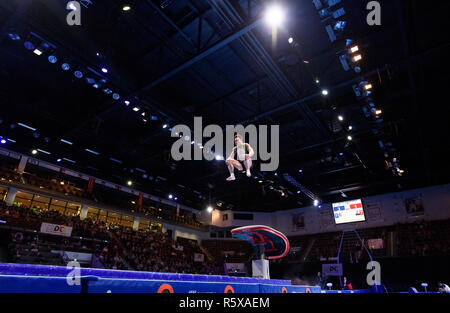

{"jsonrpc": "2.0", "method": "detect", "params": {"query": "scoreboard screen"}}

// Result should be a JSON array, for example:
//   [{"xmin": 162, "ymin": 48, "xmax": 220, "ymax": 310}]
[{"xmin": 332, "ymin": 199, "xmax": 366, "ymax": 224}]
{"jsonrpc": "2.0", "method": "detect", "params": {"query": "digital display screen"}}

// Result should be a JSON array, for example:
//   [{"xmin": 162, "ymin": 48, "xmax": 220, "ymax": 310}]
[{"xmin": 332, "ymin": 199, "xmax": 366, "ymax": 224}]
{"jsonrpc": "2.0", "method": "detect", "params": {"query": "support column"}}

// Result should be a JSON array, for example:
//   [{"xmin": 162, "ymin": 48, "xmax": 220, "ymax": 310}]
[
  {"xmin": 80, "ymin": 204, "xmax": 88, "ymax": 220},
  {"xmin": 5, "ymin": 187, "xmax": 17, "ymax": 206},
  {"xmin": 17, "ymin": 156, "xmax": 28, "ymax": 174},
  {"xmin": 133, "ymin": 217, "xmax": 140, "ymax": 231}
]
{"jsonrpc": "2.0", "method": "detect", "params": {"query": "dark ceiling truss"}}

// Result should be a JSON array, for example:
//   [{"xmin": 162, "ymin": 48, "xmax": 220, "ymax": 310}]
[{"xmin": 111, "ymin": 0, "xmax": 330, "ymax": 141}]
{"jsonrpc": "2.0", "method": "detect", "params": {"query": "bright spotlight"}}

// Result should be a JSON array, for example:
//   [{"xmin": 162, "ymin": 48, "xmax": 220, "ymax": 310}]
[
  {"xmin": 168, "ymin": 194, "xmax": 173, "ymax": 199},
  {"xmin": 264, "ymin": 4, "xmax": 285, "ymax": 28},
  {"xmin": 288, "ymin": 37, "xmax": 294, "ymax": 44},
  {"xmin": 338, "ymin": 115, "xmax": 344, "ymax": 121},
  {"xmin": 207, "ymin": 206, "xmax": 213, "ymax": 213},
  {"xmin": 347, "ymin": 135, "xmax": 353, "ymax": 141},
  {"xmin": 133, "ymin": 107, "xmax": 140, "ymax": 112},
  {"xmin": 69, "ymin": 2, "xmax": 77, "ymax": 10},
  {"xmin": 350, "ymin": 46, "xmax": 359, "ymax": 53},
  {"xmin": 314, "ymin": 199, "xmax": 319, "ymax": 207},
  {"xmin": 348, "ymin": 125, "xmax": 353, "ymax": 130},
  {"xmin": 162, "ymin": 124, "xmax": 168, "ymax": 129},
  {"xmin": 31, "ymin": 149, "xmax": 38, "ymax": 155},
  {"xmin": 127, "ymin": 180, "xmax": 132, "ymax": 186},
  {"xmin": 375, "ymin": 109, "xmax": 382, "ymax": 115},
  {"xmin": 33, "ymin": 49, "xmax": 43, "ymax": 56},
  {"xmin": 215, "ymin": 155, "xmax": 224, "ymax": 161},
  {"xmin": 124, "ymin": 100, "xmax": 130, "ymax": 106},
  {"xmin": 101, "ymin": 68, "xmax": 108, "ymax": 73},
  {"xmin": 0, "ymin": 139, "xmax": 6, "ymax": 144},
  {"xmin": 321, "ymin": 89, "xmax": 329, "ymax": 96},
  {"xmin": 353, "ymin": 54, "xmax": 362, "ymax": 62},
  {"xmin": 123, "ymin": 5, "xmax": 131, "ymax": 11}
]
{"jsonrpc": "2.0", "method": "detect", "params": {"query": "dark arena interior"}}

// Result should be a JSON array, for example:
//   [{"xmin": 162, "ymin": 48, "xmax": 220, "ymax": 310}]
[{"xmin": 0, "ymin": 0, "xmax": 450, "ymax": 300}]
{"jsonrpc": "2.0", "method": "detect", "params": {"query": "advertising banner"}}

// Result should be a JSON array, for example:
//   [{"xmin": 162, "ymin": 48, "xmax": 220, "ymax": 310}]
[{"xmin": 40, "ymin": 223, "xmax": 73, "ymax": 237}]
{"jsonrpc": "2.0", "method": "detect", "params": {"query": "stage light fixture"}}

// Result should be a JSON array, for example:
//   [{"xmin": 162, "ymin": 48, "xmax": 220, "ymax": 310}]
[
  {"xmin": 56, "ymin": 158, "xmax": 62, "ymax": 162},
  {"xmin": 103, "ymin": 89, "xmax": 112, "ymax": 95},
  {"xmin": 113, "ymin": 93, "xmax": 120, "ymax": 100},
  {"xmin": 101, "ymin": 68, "xmax": 108, "ymax": 73},
  {"xmin": 168, "ymin": 194, "xmax": 173, "ymax": 199},
  {"xmin": 207, "ymin": 206, "xmax": 213, "ymax": 213},
  {"xmin": 264, "ymin": 4, "xmax": 285, "ymax": 28},
  {"xmin": 60, "ymin": 139, "xmax": 73, "ymax": 145},
  {"xmin": 0, "ymin": 139, "xmax": 6, "ymax": 144},
  {"xmin": 31, "ymin": 149, "xmax": 38, "ymax": 155},
  {"xmin": 364, "ymin": 83, "xmax": 373, "ymax": 90},
  {"xmin": 314, "ymin": 199, "xmax": 319, "ymax": 207},
  {"xmin": 86, "ymin": 77, "xmax": 95, "ymax": 84},
  {"xmin": 124, "ymin": 100, "xmax": 130, "ymax": 105},
  {"xmin": 162, "ymin": 124, "xmax": 168, "ymax": 129},
  {"xmin": 321, "ymin": 89, "xmax": 329, "ymax": 96},
  {"xmin": 33, "ymin": 49, "xmax": 43, "ymax": 56},
  {"xmin": 333, "ymin": 21, "xmax": 347, "ymax": 32},
  {"xmin": 68, "ymin": 2, "xmax": 77, "ymax": 10},
  {"xmin": 48, "ymin": 55, "xmax": 58, "ymax": 63},
  {"xmin": 338, "ymin": 115, "xmax": 344, "ymax": 121},
  {"xmin": 24, "ymin": 41, "xmax": 34, "ymax": 50},
  {"xmin": 288, "ymin": 37, "xmax": 294, "ymax": 44},
  {"xmin": 123, "ymin": 5, "xmax": 131, "ymax": 11},
  {"xmin": 133, "ymin": 107, "xmax": 140, "ymax": 112},
  {"xmin": 353, "ymin": 54, "xmax": 362, "ymax": 62},
  {"xmin": 8, "ymin": 33, "xmax": 21, "ymax": 41},
  {"xmin": 347, "ymin": 135, "xmax": 353, "ymax": 141},
  {"xmin": 350, "ymin": 45, "xmax": 359, "ymax": 53},
  {"xmin": 74, "ymin": 71, "xmax": 83, "ymax": 79},
  {"xmin": 127, "ymin": 180, "xmax": 132, "ymax": 186},
  {"xmin": 61, "ymin": 63, "xmax": 70, "ymax": 71},
  {"xmin": 348, "ymin": 125, "xmax": 353, "ymax": 130}
]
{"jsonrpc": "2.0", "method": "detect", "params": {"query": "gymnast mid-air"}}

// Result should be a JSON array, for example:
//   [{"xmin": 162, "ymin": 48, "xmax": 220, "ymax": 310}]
[{"xmin": 225, "ymin": 134, "xmax": 255, "ymax": 181}]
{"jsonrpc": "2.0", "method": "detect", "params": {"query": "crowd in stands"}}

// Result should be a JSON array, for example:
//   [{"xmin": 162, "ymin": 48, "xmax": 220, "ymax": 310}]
[
  {"xmin": 0, "ymin": 166, "xmax": 205, "ymax": 231},
  {"xmin": 395, "ymin": 219, "xmax": 450, "ymax": 257},
  {"xmin": 0, "ymin": 201, "xmax": 222, "ymax": 275},
  {"xmin": 283, "ymin": 219, "xmax": 450, "ymax": 264},
  {"xmin": 110, "ymin": 225, "xmax": 222, "ymax": 274}
]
